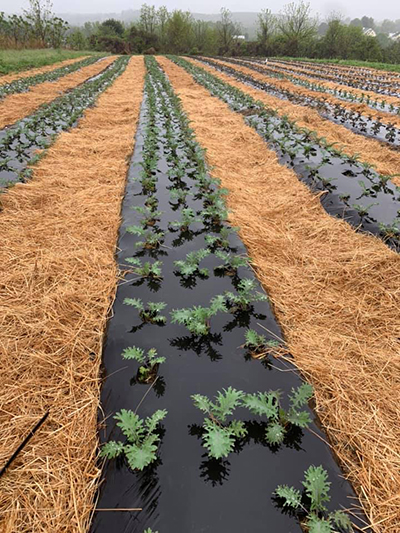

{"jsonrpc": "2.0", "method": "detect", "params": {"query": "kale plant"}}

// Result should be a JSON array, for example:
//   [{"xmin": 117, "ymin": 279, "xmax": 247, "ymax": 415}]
[
  {"xmin": 274, "ymin": 465, "xmax": 353, "ymax": 532},
  {"xmin": 125, "ymin": 257, "xmax": 163, "ymax": 279},
  {"xmin": 174, "ymin": 248, "xmax": 210, "ymax": 277},
  {"xmin": 171, "ymin": 295, "xmax": 227, "ymax": 335},
  {"xmin": 243, "ymin": 329, "xmax": 280, "ymax": 357},
  {"xmin": 170, "ymin": 208, "xmax": 200, "ymax": 231},
  {"xmin": 124, "ymin": 298, "xmax": 167, "ymax": 324},
  {"xmin": 214, "ymin": 251, "xmax": 250, "ymax": 275},
  {"xmin": 122, "ymin": 346, "xmax": 166, "ymax": 383},
  {"xmin": 205, "ymin": 226, "xmax": 238, "ymax": 250},
  {"xmin": 192, "ymin": 387, "xmax": 247, "ymax": 459},
  {"xmin": 242, "ymin": 383, "xmax": 313, "ymax": 446},
  {"xmin": 100, "ymin": 409, "xmax": 167, "ymax": 470},
  {"xmin": 225, "ymin": 278, "xmax": 268, "ymax": 311},
  {"xmin": 126, "ymin": 225, "xmax": 165, "ymax": 249}
]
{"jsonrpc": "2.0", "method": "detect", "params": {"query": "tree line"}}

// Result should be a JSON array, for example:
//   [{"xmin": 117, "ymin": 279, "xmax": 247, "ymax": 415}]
[{"xmin": 1, "ymin": 1, "xmax": 400, "ymax": 65}]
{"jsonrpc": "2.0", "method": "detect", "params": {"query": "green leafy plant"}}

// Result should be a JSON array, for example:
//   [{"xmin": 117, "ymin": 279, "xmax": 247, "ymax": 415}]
[
  {"xmin": 125, "ymin": 257, "xmax": 162, "ymax": 279},
  {"xmin": 274, "ymin": 465, "xmax": 353, "ymax": 532},
  {"xmin": 100, "ymin": 409, "xmax": 167, "ymax": 471},
  {"xmin": 124, "ymin": 298, "xmax": 167, "ymax": 324},
  {"xmin": 243, "ymin": 329, "xmax": 280, "ymax": 357},
  {"xmin": 225, "ymin": 278, "xmax": 268, "ymax": 311},
  {"xmin": 170, "ymin": 208, "xmax": 200, "ymax": 231},
  {"xmin": 132, "ymin": 205, "xmax": 163, "ymax": 227},
  {"xmin": 205, "ymin": 226, "xmax": 238, "ymax": 250},
  {"xmin": 192, "ymin": 387, "xmax": 247, "ymax": 459},
  {"xmin": 122, "ymin": 346, "xmax": 165, "ymax": 383},
  {"xmin": 171, "ymin": 295, "xmax": 227, "ymax": 335},
  {"xmin": 126, "ymin": 225, "xmax": 165, "ymax": 249},
  {"xmin": 242, "ymin": 383, "xmax": 313, "ymax": 446},
  {"xmin": 174, "ymin": 248, "xmax": 210, "ymax": 277},
  {"xmin": 214, "ymin": 250, "xmax": 250, "ymax": 275}
]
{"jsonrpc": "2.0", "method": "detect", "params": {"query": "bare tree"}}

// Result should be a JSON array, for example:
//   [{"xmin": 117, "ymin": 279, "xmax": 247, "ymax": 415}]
[
  {"xmin": 217, "ymin": 8, "xmax": 240, "ymax": 54},
  {"xmin": 278, "ymin": 1, "xmax": 317, "ymax": 55},
  {"xmin": 257, "ymin": 9, "xmax": 276, "ymax": 53}
]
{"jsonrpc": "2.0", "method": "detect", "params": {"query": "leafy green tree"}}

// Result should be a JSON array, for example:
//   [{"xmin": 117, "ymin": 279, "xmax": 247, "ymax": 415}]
[
  {"xmin": 217, "ymin": 7, "xmax": 240, "ymax": 54},
  {"xmin": 257, "ymin": 9, "xmax": 276, "ymax": 54},
  {"xmin": 165, "ymin": 10, "xmax": 194, "ymax": 53}
]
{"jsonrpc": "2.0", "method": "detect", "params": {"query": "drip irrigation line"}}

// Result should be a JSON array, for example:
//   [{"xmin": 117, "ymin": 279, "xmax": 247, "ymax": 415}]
[{"xmin": 0, "ymin": 411, "xmax": 49, "ymax": 479}]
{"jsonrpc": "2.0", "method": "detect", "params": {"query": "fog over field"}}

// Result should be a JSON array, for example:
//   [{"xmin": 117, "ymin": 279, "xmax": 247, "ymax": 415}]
[{"xmin": 2, "ymin": 0, "xmax": 398, "ymax": 22}]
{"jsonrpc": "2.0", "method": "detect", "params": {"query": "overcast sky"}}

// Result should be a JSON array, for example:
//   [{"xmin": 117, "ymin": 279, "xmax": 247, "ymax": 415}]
[{"xmin": 1, "ymin": 0, "xmax": 398, "ymax": 21}]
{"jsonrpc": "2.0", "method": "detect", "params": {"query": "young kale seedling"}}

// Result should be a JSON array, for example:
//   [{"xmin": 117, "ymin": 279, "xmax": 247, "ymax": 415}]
[
  {"xmin": 243, "ymin": 329, "xmax": 280, "ymax": 358},
  {"xmin": 171, "ymin": 295, "xmax": 227, "ymax": 336},
  {"xmin": 132, "ymin": 205, "xmax": 163, "ymax": 227},
  {"xmin": 125, "ymin": 258, "xmax": 163, "ymax": 279},
  {"xmin": 274, "ymin": 465, "xmax": 353, "ymax": 532},
  {"xmin": 174, "ymin": 248, "xmax": 210, "ymax": 277},
  {"xmin": 127, "ymin": 225, "xmax": 165, "ymax": 249},
  {"xmin": 214, "ymin": 251, "xmax": 250, "ymax": 276},
  {"xmin": 205, "ymin": 226, "xmax": 239, "ymax": 250},
  {"xmin": 225, "ymin": 278, "xmax": 268, "ymax": 312},
  {"xmin": 100, "ymin": 409, "xmax": 167, "ymax": 470},
  {"xmin": 242, "ymin": 383, "xmax": 313, "ymax": 446},
  {"xmin": 122, "ymin": 346, "xmax": 165, "ymax": 383},
  {"xmin": 192, "ymin": 387, "xmax": 247, "ymax": 459},
  {"xmin": 124, "ymin": 298, "xmax": 167, "ymax": 324},
  {"xmin": 170, "ymin": 208, "xmax": 200, "ymax": 231}
]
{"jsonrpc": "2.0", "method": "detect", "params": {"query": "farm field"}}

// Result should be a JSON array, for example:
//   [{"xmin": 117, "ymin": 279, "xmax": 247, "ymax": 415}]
[{"xmin": 0, "ymin": 54, "xmax": 399, "ymax": 533}]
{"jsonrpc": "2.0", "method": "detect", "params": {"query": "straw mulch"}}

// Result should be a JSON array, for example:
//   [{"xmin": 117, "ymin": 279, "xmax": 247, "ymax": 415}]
[
  {"xmin": 0, "ymin": 55, "xmax": 145, "ymax": 532},
  {"xmin": 0, "ymin": 56, "xmax": 90, "ymax": 85},
  {"xmin": 159, "ymin": 56, "xmax": 400, "ymax": 533},
  {"xmin": 213, "ymin": 58, "xmax": 400, "ymax": 129},
  {"xmin": 190, "ymin": 58, "xmax": 400, "ymax": 186},
  {"xmin": 0, "ymin": 56, "xmax": 117, "ymax": 129}
]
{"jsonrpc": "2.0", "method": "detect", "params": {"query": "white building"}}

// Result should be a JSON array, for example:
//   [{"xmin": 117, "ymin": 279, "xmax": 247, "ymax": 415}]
[
  {"xmin": 388, "ymin": 32, "xmax": 400, "ymax": 42},
  {"xmin": 362, "ymin": 27, "xmax": 377, "ymax": 37},
  {"xmin": 233, "ymin": 35, "xmax": 246, "ymax": 40}
]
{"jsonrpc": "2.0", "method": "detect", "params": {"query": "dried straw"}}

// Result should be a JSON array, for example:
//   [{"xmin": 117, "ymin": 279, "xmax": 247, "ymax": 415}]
[
  {"xmin": 0, "ymin": 55, "xmax": 145, "ymax": 532},
  {"xmin": 0, "ymin": 56, "xmax": 117, "ymax": 129},
  {"xmin": 159, "ymin": 56, "xmax": 400, "ymax": 533},
  {"xmin": 189, "ymin": 58, "xmax": 400, "ymax": 186},
  {"xmin": 0, "ymin": 56, "xmax": 91, "ymax": 85}
]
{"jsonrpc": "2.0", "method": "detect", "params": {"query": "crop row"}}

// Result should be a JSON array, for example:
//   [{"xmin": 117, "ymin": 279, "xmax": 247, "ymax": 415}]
[
  {"xmin": 198, "ymin": 57, "xmax": 400, "ymax": 147},
  {"xmin": 0, "ymin": 56, "xmax": 127, "ymax": 187},
  {"xmin": 261, "ymin": 59, "xmax": 400, "ymax": 96},
  {"xmin": 170, "ymin": 56, "xmax": 400, "ymax": 248},
  {"xmin": 0, "ymin": 55, "xmax": 106, "ymax": 100},
  {"xmin": 224, "ymin": 57, "xmax": 400, "ymax": 116},
  {"xmin": 95, "ymin": 55, "xmax": 360, "ymax": 533}
]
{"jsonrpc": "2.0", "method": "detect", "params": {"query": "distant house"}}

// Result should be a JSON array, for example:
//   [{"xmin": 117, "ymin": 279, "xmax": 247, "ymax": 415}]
[
  {"xmin": 388, "ymin": 32, "xmax": 400, "ymax": 42},
  {"xmin": 233, "ymin": 35, "xmax": 246, "ymax": 40},
  {"xmin": 362, "ymin": 27, "xmax": 377, "ymax": 37}
]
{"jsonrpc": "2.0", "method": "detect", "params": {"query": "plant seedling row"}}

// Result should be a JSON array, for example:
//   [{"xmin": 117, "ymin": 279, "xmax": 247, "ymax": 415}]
[
  {"xmin": 0, "ymin": 55, "xmax": 107, "ymax": 100},
  {"xmin": 254, "ymin": 58, "xmax": 400, "ymax": 97},
  {"xmin": 92, "ymin": 56, "xmax": 369, "ymax": 533},
  {"xmin": 171, "ymin": 56, "xmax": 400, "ymax": 250},
  {"xmin": 0, "ymin": 56, "xmax": 128, "ymax": 188},
  {"xmin": 220, "ymin": 57, "xmax": 400, "ymax": 117},
  {"xmin": 198, "ymin": 57, "xmax": 400, "ymax": 147}
]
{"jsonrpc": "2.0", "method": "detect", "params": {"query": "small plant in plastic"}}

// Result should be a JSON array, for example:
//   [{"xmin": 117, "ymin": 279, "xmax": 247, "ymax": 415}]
[
  {"xmin": 174, "ymin": 248, "xmax": 210, "ymax": 277},
  {"xmin": 126, "ymin": 225, "xmax": 165, "ymax": 249},
  {"xmin": 243, "ymin": 329, "xmax": 280, "ymax": 357},
  {"xmin": 171, "ymin": 295, "xmax": 227, "ymax": 335},
  {"xmin": 125, "ymin": 257, "xmax": 162, "ymax": 279},
  {"xmin": 274, "ymin": 465, "xmax": 353, "ymax": 532},
  {"xmin": 122, "ymin": 346, "xmax": 166, "ymax": 383},
  {"xmin": 170, "ymin": 208, "xmax": 200, "ymax": 231},
  {"xmin": 214, "ymin": 251, "xmax": 249, "ymax": 275},
  {"xmin": 192, "ymin": 387, "xmax": 247, "ymax": 459},
  {"xmin": 205, "ymin": 225, "xmax": 238, "ymax": 250},
  {"xmin": 242, "ymin": 383, "xmax": 313, "ymax": 446},
  {"xmin": 124, "ymin": 298, "xmax": 167, "ymax": 324},
  {"xmin": 225, "ymin": 278, "xmax": 268, "ymax": 312},
  {"xmin": 100, "ymin": 409, "xmax": 167, "ymax": 470}
]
